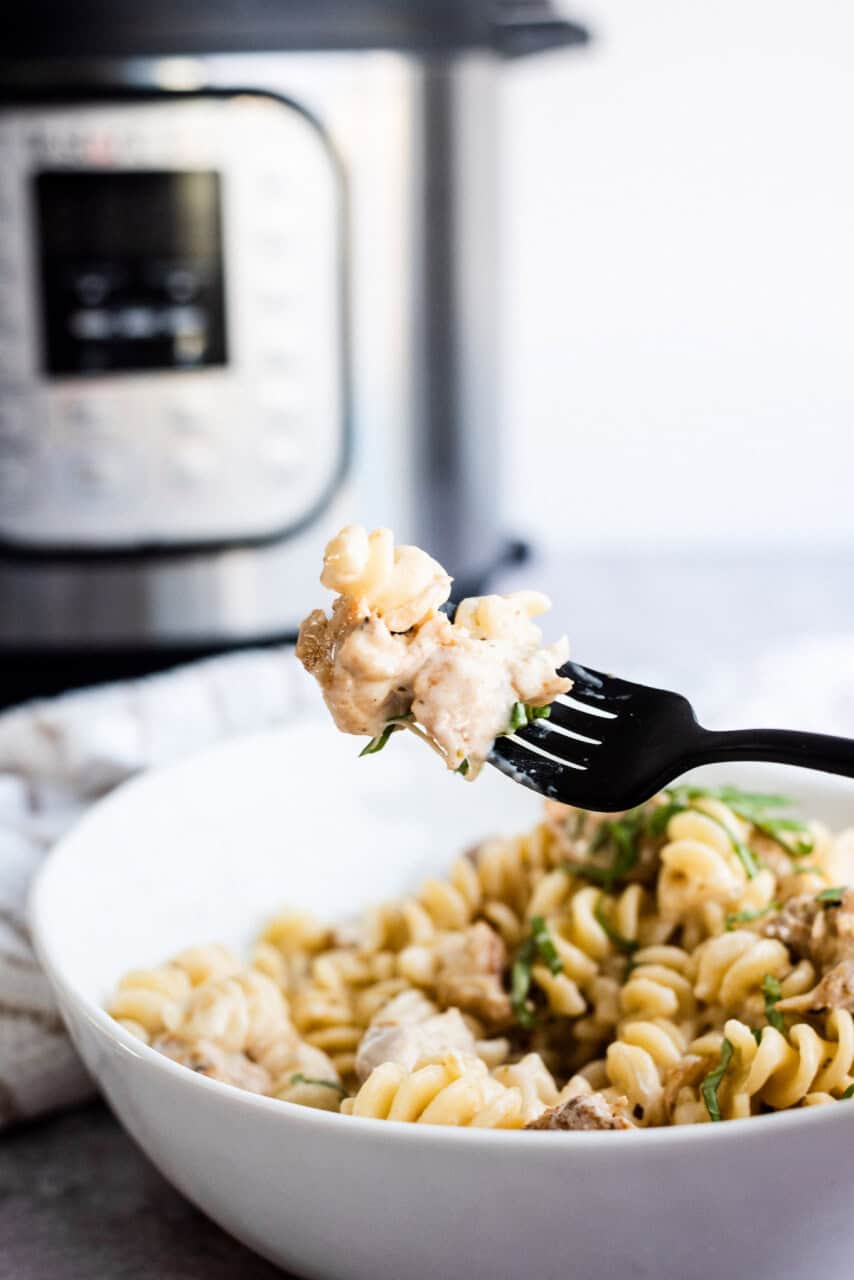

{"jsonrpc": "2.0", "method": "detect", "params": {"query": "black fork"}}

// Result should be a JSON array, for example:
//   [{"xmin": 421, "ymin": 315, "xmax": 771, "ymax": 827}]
[{"xmin": 489, "ymin": 661, "xmax": 854, "ymax": 811}]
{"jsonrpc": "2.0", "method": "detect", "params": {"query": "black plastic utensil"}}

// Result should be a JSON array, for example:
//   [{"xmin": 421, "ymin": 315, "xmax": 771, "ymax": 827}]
[{"xmin": 489, "ymin": 660, "xmax": 854, "ymax": 812}]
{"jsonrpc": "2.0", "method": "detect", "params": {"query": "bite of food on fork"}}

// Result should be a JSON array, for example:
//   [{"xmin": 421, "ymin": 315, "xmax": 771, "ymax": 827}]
[
  {"xmin": 295, "ymin": 523, "xmax": 571, "ymax": 779},
  {"xmin": 297, "ymin": 525, "xmax": 854, "ymax": 807}
]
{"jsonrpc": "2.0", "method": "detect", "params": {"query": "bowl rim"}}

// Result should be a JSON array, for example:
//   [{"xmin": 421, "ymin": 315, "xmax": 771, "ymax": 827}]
[{"xmin": 27, "ymin": 732, "xmax": 854, "ymax": 1153}]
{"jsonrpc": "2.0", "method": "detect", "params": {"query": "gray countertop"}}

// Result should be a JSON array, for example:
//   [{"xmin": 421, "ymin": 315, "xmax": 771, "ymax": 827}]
[
  {"xmin": 0, "ymin": 1102, "xmax": 288, "ymax": 1280},
  {"xmin": 2, "ymin": 548, "xmax": 853, "ymax": 1278}
]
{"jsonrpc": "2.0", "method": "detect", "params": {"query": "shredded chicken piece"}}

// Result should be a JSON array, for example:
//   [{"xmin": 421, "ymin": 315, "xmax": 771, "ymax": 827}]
[
  {"xmin": 525, "ymin": 1092, "xmax": 634, "ymax": 1131},
  {"xmin": 764, "ymin": 889, "xmax": 854, "ymax": 970},
  {"xmin": 296, "ymin": 525, "xmax": 571, "ymax": 777},
  {"xmin": 778, "ymin": 958, "xmax": 854, "ymax": 1014},
  {"xmin": 153, "ymin": 1035, "xmax": 272, "ymax": 1094},
  {"xmin": 354, "ymin": 992, "xmax": 477, "ymax": 1081},
  {"xmin": 433, "ymin": 923, "xmax": 512, "ymax": 1030}
]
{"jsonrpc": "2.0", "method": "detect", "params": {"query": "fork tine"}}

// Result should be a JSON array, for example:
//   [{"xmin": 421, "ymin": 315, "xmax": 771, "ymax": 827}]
[
  {"xmin": 490, "ymin": 736, "xmax": 585, "ymax": 803},
  {"xmin": 559, "ymin": 661, "xmax": 640, "ymax": 704},
  {"xmin": 553, "ymin": 693, "xmax": 617, "ymax": 722},
  {"xmin": 516, "ymin": 719, "xmax": 599, "ymax": 767},
  {"xmin": 548, "ymin": 700, "xmax": 610, "ymax": 739}
]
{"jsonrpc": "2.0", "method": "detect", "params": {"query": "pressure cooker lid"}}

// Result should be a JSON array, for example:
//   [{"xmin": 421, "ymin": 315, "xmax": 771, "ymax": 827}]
[{"xmin": 0, "ymin": 0, "xmax": 589, "ymax": 60}]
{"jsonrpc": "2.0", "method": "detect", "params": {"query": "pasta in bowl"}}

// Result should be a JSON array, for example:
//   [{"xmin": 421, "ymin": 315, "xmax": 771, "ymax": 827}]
[
  {"xmin": 104, "ymin": 775, "xmax": 854, "ymax": 1130},
  {"xmin": 29, "ymin": 725, "xmax": 854, "ymax": 1280}
]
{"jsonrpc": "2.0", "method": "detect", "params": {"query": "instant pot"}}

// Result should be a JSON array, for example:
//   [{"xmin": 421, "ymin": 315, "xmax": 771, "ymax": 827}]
[{"xmin": 0, "ymin": 1, "xmax": 587, "ymax": 703}]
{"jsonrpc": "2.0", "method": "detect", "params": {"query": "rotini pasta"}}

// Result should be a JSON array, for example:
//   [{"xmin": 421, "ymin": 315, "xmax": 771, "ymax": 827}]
[{"xmin": 107, "ymin": 780, "xmax": 854, "ymax": 1129}]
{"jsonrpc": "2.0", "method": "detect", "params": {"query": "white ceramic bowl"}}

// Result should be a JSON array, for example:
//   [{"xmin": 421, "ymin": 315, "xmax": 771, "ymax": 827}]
[{"xmin": 29, "ymin": 724, "xmax": 854, "ymax": 1280}]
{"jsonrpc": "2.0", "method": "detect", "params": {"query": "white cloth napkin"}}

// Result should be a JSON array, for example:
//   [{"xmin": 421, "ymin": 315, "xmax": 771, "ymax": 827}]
[
  {"xmin": 1, "ymin": 633, "xmax": 853, "ymax": 1131},
  {"xmin": 0, "ymin": 648, "xmax": 313, "ymax": 1130}
]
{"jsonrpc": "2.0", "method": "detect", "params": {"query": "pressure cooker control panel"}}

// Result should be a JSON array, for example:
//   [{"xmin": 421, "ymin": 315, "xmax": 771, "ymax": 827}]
[{"xmin": 0, "ymin": 94, "xmax": 345, "ymax": 549}]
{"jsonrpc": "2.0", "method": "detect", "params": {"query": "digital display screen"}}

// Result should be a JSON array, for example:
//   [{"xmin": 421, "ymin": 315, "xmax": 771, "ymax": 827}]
[{"xmin": 34, "ymin": 170, "xmax": 227, "ymax": 376}]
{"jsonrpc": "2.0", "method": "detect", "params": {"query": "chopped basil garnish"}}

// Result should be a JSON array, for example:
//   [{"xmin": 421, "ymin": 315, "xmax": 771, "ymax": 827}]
[
  {"xmin": 725, "ymin": 902, "xmax": 779, "ymax": 931},
  {"xmin": 505, "ymin": 701, "xmax": 552, "ymax": 734},
  {"xmin": 594, "ymin": 895, "xmax": 639, "ymax": 956},
  {"xmin": 571, "ymin": 807, "xmax": 646, "ymax": 892},
  {"xmin": 530, "ymin": 915, "xmax": 563, "ymax": 975},
  {"xmin": 288, "ymin": 1073, "xmax": 347, "ymax": 1097},
  {"xmin": 675, "ymin": 785, "xmax": 813, "ymax": 859},
  {"xmin": 701, "ymin": 1038, "xmax": 734, "ymax": 1123},
  {"xmin": 455, "ymin": 758, "xmax": 470, "ymax": 776},
  {"xmin": 657, "ymin": 785, "xmax": 766, "ymax": 879},
  {"xmin": 570, "ymin": 784, "xmax": 808, "ymax": 894},
  {"xmin": 816, "ymin": 886, "xmax": 846, "ymax": 905},
  {"xmin": 359, "ymin": 714, "xmax": 414, "ymax": 757},
  {"xmin": 761, "ymin": 974, "xmax": 785, "ymax": 1033},
  {"xmin": 662, "ymin": 784, "xmax": 815, "ymax": 868},
  {"xmin": 510, "ymin": 915, "xmax": 562, "ymax": 1028},
  {"xmin": 841, "ymin": 1083, "xmax": 854, "ymax": 1100}
]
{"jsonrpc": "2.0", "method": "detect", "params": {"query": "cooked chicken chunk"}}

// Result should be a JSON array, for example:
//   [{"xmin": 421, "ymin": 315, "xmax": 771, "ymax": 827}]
[
  {"xmin": 355, "ymin": 992, "xmax": 477, "ymax": 1081},
  {"xmin": 764, "ymin": 889, "xmax": 854, "ymax": 970},
  {"xmin": 525, "ymin": 1092, "xmax": 634, "ymax": 1131},
  {"xmin": 433, "ymin": 923, "xmax": 512, "ymax": 1030},
  {"xmin": 778, "ymin": 958, "xmax": 854, "ymax": 1014},
  {"xmin": 153, "ymin": 1035, "xmax": 272, "ymax": 1094}
]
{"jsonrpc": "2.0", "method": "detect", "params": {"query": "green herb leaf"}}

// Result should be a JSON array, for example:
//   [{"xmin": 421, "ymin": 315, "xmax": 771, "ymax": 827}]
[
  {"xmin": 725, "ymin": 902, "xmax": 779, "ymax": 931},
  {"xmin": 751, "ymin": 1027, "xmax": 763, "ymax": 1046},
  {"xmin": 661, "ymin": 786, "xmax": 762, "ymax": 879},
  {"xmin": 714, "ymin": 786, "xmax": 793, "ymax": 810},
  {"xmin": 761, "ymin": 974, "xmax": 785, "ymax": 1033},
  {"xmin": 510, "ymin": 938, "xmax": 537, "ymax": 1028},
  {"xmin": 714, "ymin": 786, "xmax": 813, "ymax": 857},
  {"xmin": 646, "ymin": 801, "xmax": 685, "ymax": 837},
  {"xmin": 594, "ymin": 895, "xmax": 639, "ymax": 956},
  {"xmin": 510, "ymin": 917, "xmax": 563, "ymax": 1026},
  {"xmin": 359, "ymin": 715, "xmax": 413, "ymax": 757},
  {"xmin": 731, "ymin": 837, "xmax": 760, "ymax": 880},
  {"xmin": 507, "ymin": 701, "xmax": 528, "ymax": 733},
  {"xmin": 571, "ymin": 807, "xmax": 646, "ymax": 892},
  {"xmin": 841, "ymin": 1083, "xmax": 854, "ymax": 1100},
  {"xmin": 288, "ymin": 1073, "xmax": 347, "ymax": 1097},
  {"xmin": 505, "ymin": 701, "xmax": 552, "ymax": 734},
  {"xmin": 816, "ymin": 886, "xmax": 847, "ymax": 905},
  {"xmin": 664, "ymin": 784, "xmax": 812, "ymax": 862},
  {"xmin": 701, "ymin": 1037, "xmax": 734, "ymax": 1123},
  {"xmin": 530, "ymin": 915, "xmax": 563, "ymax": 975},
  {"xmin": 455, "ymin": 758, "xmax": 470, "ymax": 776}
]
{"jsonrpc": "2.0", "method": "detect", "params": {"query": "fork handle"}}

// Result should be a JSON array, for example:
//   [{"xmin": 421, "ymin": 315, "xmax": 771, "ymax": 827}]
[{"xmin": 695, "ymin": 726, "xmax": 854, "ymax": 781}]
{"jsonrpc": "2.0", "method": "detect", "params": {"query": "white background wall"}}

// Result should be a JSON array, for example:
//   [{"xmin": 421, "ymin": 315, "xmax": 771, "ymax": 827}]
[{"xmin": 500, "ymin": 0, "xmax": 854, "ymax": 550}]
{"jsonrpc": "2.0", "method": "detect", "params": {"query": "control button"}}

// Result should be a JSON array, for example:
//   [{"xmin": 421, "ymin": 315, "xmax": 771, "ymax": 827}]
[
  {"xmin": 164, "ymin": 267, "xmax": 199, "ymax": 303},
  {"xmin": 69, "ymin": 310, "xmax": 111, "ymax": 341},
  {"xmin": 74, "ymin": 271, "xmax": 112, "ymax": 307}
]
